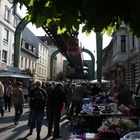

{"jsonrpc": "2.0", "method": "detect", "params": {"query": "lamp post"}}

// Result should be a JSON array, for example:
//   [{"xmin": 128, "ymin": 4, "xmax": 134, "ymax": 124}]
[{"xmin": 96, "ymin": 32, "xmax": 103, "ymax": 83}]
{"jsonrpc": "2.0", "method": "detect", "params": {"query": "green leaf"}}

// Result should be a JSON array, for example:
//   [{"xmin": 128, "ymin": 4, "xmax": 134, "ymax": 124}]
[{"xmin": 35, "ymin": 14, "xmax": 47, "ymax": 28}]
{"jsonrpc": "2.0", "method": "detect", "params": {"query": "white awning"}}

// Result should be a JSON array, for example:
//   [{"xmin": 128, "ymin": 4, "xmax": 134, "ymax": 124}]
[
  {"xmin": 90, "ymin": 79, "xmax": 110, "ymax": 83},
  {"xmin": 0, "ymin": 72, "xmax": 32, "ymax": 79}
]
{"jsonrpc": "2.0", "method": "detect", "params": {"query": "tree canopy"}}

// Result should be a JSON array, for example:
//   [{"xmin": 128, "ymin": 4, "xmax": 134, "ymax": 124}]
[{"xmin": 14, "ymin": 0, "xmax": 140, "ymax": 36}]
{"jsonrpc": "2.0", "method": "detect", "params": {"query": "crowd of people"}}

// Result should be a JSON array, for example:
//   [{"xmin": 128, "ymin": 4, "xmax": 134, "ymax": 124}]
[{"xmin": 0, "ymin": 79, "xmax": 140, "ymax": 140}]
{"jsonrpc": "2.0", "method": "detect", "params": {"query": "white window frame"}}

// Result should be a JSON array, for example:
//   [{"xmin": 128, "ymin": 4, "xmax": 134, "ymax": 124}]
[
  {"xmin": 3, "ymin": 28, "xmax": 9, "ymax": 42},
  {"xmin": 13, "ymin": 16, "xmax": 19, "ymax": 27},
  {"xmin": 21, "ymin": 57, "xmax": 23, "ymax": 68},
  {"xmin": 4, "ymin": 6, "xmax": 10, "ymax": 22},
  {"xmin": 2, "ymin": 50, "xmax": 7, "ymax": 63}
]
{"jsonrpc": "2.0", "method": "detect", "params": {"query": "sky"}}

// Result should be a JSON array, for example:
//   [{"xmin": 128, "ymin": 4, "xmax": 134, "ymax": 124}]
[
  {"xmin": 26, "ymin": 24, "xmax": 112, "ymax": 60},
  {"xmin": 17, "ymin": 4, "xmax": 112, "ymax": 67},
  {"xmin": 78, "ymin": 31, "xmax": 112, "ymax": 60}
]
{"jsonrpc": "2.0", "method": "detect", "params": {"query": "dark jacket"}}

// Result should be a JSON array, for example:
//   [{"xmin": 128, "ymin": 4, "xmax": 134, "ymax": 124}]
[
  {"xmin": 29, "ymin": 87, "xmax": 48, "ymax": 110},
  {"xmin": 47, "ymin": 85, "xmax": 67, "ymax": 111},
  {"xmin": 117, "ymin": 88, "xmax": 132, "ymax": 107},
  {"xmin": 12, "ymin": 87, "xmax": 24, "ymax": 105}
]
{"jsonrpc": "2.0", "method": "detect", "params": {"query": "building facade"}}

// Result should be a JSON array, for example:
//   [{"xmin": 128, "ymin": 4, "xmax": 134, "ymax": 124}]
[
  {"xmin": 38, "ymin": 36, "xmax": 64, "ymax": 81},
  {"xmin": 20, "ymin": 27, "xmax": 39, "ymax": 76},
  {"xmin": 0, "ymin": 0, "xmax": 19, "ymax": 69},
  {"xmin": 0, "ymin": 0, "xmax": 50, "ymax": 81},
  {"xmin": 37, "ymin": 41, "xmax": 49, "ymax": 81},
  {"xmin": 103, "ymin": 25, "xmax": 140, "ymax": 89}
]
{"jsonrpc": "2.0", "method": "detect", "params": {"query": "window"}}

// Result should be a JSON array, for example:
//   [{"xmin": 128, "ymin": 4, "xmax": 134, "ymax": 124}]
[
  {"xmin": 4, "ymin": 7, "xmax": 10, "ymax": 22},
  {"xmin": 29, "ymin": 45, "xmax": 32, "ymax": 51},
  {"xmin": 32, "ymin": 62, "xmax": 34, "ymax": 69},
  {"xmin": 11, "ymin": 54, "xmax": 14, "ymax": 66},
  {"xmin": 33, "ymin": 47, "xmax": 36, "ymax": 53},
  {"xmin": 46, "ymin": 49, "xmax": 48, "ymax": 55},
  {"xmin": 21, "ymin": 39, "xmax": 25, "ymax": 48},
  {"xmin": 29, "ymin": 60, "xmax": 31, "ymax": 69},
  {"xmin": 25, "ymin": 58, "xmax": 27, "ymax": 69},
  {"xmin": 40, "ymin": 56, "xmax": 41, "ymax": 63},
  {"xmin": 13, "ymin": 16, "xmax": 19, "ymax": 27},
  {"xmin": 35, "ymin": 63, "xmax": 37, "ymax": 70},
  {"xmin": 121, "ymin": 35, "xmax": 126, "ymax": 52},
  {"xmin": 21, "ymin": 57, "xmax": 23, "ymax": 68},
  {"xmin": 4, "ymin": 28, "xmax": 9, "ymax": 42},
  {"xmin": 25, "ymin": 43, "xmax": 29, "ymax": 50},
  {"xmin": 40, "ymin": 45, "xmax": 42, "ymax": 52},
  {"xmin": 45, "ymin": 59, "xmax": 47, "ymax": 65},
  {"xmin": 44, "ymin": 69, "xmax": 47, "ymax": 75},
  {"xmin": 2, "ymin": 50, "xmax": 7, "ymax": 63},
  {"xmin": 39, "ymin": 67, "xmax": 41, "ymax": 74},
  {"xmin": 43, "ymin": 57, "xmax": 44, "ymax": 64}
]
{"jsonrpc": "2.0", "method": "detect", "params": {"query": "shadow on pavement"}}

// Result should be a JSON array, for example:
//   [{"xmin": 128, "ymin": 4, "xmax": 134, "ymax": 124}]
[
  {"xmin": 0, "ymin": 111, "xmax": 29, "ymax": 124},
  {"xmin": 0, "ymin": 124, "xmax": 16, "ymax": 132},
  {"xmin": 16, "ymin": 133, "xmax": 32, "ymax": 140},
  {"xmin": 0, "ymin": 105, "xmax": 71, "ymax": 140},
  {"xmin": 4, "ymin": 124, "xmax": 29, "ymax": 140}
]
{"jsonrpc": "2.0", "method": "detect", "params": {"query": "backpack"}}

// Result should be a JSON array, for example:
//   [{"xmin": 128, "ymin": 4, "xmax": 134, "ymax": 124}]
[{"xmin": 31, "ymin": 88, "xmax": 46, "ymax": 110}]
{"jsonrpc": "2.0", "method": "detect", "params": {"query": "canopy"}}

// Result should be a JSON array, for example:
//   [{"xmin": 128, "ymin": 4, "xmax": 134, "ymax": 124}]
[
  {"xmin": 89, "ymin": 79, "xmax": 110, "ymax": 84},
  {"xmin": 0, "ymin": 72, "xmax": 32, "ymax": 79}
]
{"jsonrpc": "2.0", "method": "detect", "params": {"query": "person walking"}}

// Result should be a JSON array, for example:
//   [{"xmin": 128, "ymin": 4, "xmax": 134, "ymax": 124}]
[
  {"xmin": 47, "ymin": 82, "xmax": 68, "ymax": 139},
  {"xmin": 45, "ymin": 82, "xmax": 54, "ymax": 119},
  {"xmin": 28, "ymin": 80, "xmax": 48, "ymax": 140},
  {"xmin": 68, "ymin": 82, "xmax": 91, "ymax": 119},
  {"xmin": 0, "ymin": 81, "xmax": 4, "ymax": 117},
  {"xmin": 11, "ymin": 81, "xmax": 25, "ymax": 125},
  {"xmin": 4, "ymin": 81, "xmax": 13, "ymax": 112}
]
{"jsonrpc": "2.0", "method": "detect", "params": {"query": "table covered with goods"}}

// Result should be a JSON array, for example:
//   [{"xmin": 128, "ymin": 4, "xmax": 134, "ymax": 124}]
[{"xmin": 67, "ymin": 98, "xmax": 140, "ymax": 140}]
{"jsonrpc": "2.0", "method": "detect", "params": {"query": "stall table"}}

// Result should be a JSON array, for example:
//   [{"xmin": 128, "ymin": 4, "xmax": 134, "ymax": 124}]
[{"xmin": 78, "ymin": 110, "xmax": 123, "ymax": 133}]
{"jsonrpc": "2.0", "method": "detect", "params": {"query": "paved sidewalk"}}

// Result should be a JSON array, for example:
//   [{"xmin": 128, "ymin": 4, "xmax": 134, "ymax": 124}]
[{"xmin": 0, "ymin": 104, "xmax": 70, "ymax": 140}]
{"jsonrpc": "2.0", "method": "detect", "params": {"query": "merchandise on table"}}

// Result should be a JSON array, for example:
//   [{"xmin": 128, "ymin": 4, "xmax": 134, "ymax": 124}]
[{"xmin": 68, "ymin": 133, "xmax": 95, "ymax": 140}]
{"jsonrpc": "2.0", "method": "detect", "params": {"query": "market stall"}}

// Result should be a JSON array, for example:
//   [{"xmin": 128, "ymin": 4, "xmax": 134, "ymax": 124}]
[{"xmin": 68, "ymin": 97, "xmax": 140, "ymax": 140}]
